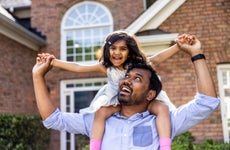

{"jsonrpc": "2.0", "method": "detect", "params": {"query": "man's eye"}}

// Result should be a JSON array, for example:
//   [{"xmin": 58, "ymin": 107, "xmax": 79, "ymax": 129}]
[{"xmin": 135, "ymin": 77, "xmax": 141, "ymax": 81}]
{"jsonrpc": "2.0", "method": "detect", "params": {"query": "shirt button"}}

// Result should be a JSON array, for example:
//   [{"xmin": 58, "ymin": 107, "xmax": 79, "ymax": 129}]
[{"xmin": 124, "ymin": 134, "xmax": 127, "ymax": 137}]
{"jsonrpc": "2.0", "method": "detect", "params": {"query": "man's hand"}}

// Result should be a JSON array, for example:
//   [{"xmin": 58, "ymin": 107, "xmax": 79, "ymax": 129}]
[
  {"xmin": 32, "ymin": 54, "xmax": 56, "ymax": 120},
  {"xmin": 176, "ymin": 34, "xmax": 203, "ymax": 56},
  {"xmin": 32, "ymin": 55, "xmax": 53, "ymax": 77}
]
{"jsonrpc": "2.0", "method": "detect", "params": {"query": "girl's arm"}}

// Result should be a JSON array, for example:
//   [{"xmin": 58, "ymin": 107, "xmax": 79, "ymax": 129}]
[
  {"xmin": 51, "ymin": 59, "xmax": 107, "ymax": 75},
  {"xmin": 148, "ymin": 44, "xmax": 180, "ymax": 66},
  {"xmin": 148, "ymin": 34, "xmax": 194, "ymax": 66}
]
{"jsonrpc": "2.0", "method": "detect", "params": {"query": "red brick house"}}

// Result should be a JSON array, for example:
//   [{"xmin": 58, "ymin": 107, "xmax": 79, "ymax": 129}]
[{"xmin": 0, "ymin": 0, "xmax": 229, "ymax": 150}]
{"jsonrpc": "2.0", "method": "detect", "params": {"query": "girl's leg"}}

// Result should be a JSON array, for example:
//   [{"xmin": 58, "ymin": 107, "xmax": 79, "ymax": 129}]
[
  {"xmin": 148, "ymin": 100, "xmax": 171, "ymax": 150},
  {"xmin": 90, "ymin": 105, "xmax": 120, "ymax": 150},
  {"xmin": 90, "ymin": 111, "xmax": 103, "ymax": 150}
]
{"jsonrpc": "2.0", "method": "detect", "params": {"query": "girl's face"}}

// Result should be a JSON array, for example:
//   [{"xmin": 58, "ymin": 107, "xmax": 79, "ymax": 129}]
[{"xmin": 109, "ymin": 40, "xmax": 129, "ymax": 70}]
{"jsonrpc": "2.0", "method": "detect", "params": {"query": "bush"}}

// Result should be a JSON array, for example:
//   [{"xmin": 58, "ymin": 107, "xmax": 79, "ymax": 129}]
[
  {"xmin": 75, "ymin": 134, "xmax": 89, "ymax": 149},
  {"xmin": 172, "ymin": 131, "xmax": 230, "ymax": 150},
  {"xmin": 0, "ymin": 114, "xmax": 50, "ymax": 150},
  {"xmin": 172, "ymin": 131, "xmax": 195, "ymax": 150},
  {"xmin": 194, "ymin": 139, "xmax": 230, "ymax": 150}
]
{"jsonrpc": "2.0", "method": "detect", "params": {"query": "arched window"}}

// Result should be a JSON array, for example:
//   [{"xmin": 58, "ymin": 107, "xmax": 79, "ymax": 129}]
[{"xmin": 61, "ymin": 1, "xmax": 113, "ymax": 64}]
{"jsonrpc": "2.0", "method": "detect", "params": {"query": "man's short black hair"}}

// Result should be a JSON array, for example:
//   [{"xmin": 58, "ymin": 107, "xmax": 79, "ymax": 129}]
[{"xmin": 127, "ymin": 63, "xmax": 162, "ymax": 100}]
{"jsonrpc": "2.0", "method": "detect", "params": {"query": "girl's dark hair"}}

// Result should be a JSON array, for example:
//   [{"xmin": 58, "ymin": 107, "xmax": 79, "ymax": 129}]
[
  {"xmin": 98, "ymin": 30, "xmax": 147, "ymax": 68},
  {"xmin": 127, "ymin": 63, "xmax": 162, "ymax": 100}
]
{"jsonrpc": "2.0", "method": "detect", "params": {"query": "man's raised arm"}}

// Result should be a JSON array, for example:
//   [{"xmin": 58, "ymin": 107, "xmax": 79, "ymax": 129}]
[
  {"xmin": 177, "ymin": 35, "xmax": 217, "ymax": 97},
  {"xmin": 32, "ymin": 56, "xmax": 56, "ymax": 120}
]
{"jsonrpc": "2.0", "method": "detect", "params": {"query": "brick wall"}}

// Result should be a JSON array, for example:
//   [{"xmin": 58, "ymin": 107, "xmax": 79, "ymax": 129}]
[
  {"xmin": 0, "ymin": 33, "xmax": 38, "ymax": 114},
  {"xmin": 157, "ymin": 0, "xmax": 229, "ymax": 142}
]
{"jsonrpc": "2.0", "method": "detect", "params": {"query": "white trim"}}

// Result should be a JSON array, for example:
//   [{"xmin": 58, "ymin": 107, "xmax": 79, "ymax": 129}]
[
  {"xmin": 143, "ymin": 0, "xmax": 147, "ymax": 10},
  {"xmin": 126, "ymin": 0, "xmax": 186, "ymax": 34},
  {"xmin": 137, "ymin": 33, "xmax": 178, "ymax": 46},
  {"xmin": 136, "ymin": 33, "xmax": 178, "ymax": 55},
  {"xmin": 217, "ymin": 64, "xmax": 230, "ymax": 143},
  {"xmin": 0, "ymin": 13, "xmax": 46, "ymax": 50},
  {"xmin": 0, "ymin": 0, "xmax": 31, "ymax": 9}
]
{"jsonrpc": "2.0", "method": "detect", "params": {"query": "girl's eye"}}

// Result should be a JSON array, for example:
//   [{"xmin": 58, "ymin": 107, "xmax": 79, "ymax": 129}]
[
  {"xmin": 121, "ymin": 47, "xmax": 128, "ymax": 51},
  {"xmin": 110, "ymin": 47, "xmax": 115, "ymax": 50}
]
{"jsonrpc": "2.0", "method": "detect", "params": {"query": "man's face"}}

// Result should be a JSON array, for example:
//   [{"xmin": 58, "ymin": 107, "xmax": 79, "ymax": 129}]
[{"xmin": 118, "ymin": 68, "xmax": 153, "ymax": 106}]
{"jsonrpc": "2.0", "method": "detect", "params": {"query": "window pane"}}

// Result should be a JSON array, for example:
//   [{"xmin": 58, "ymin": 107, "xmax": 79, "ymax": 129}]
[
  {"xmin": 76, "ymin": 56, "xmax": 82, "ymax": 61},
  {"xmin": 85, "ymin": 55, "xmax": 92, "ymax": 61},
  {"xmin": 85, "ymin": 47, "xmax": 91, "ymax": 53},
  {"xmin": 76, "ymin": 48, "xmax": 83, "ymax": 53},
  {"xmin": 67, "ymin": 48, "xmax": 73, "ymax": 54},
  {"xmin": 76, "ymin": 83, "xmax": 83, "ymax": 87},
  {"xmin": 66, "ymin": 40, "xmax": 73, "ymax": 46},
  {"xmin": 94, "ymin": 82, "xmax": 102, "ymax": 86},
  {"xmin": 223, "ymin": 72, "xmax": 227, "ymax": 85},
  {"xmin": 85, "ymin": 83, "xmax": 92, "ymax": 86},
  {"xmin": 67, "ymin": 56, "xmax": 73, "ymax": 61},
  {"xmin": 74, "ymin": 91, "xmax": 98, "ymax": 113}
]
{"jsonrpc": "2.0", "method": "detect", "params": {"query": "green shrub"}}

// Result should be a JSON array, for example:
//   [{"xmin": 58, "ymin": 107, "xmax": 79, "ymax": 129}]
[
  {"xmin": 172, "ymin": 131, "xmax": 230, "ymax": 150},
  {"xmin": 0, "ymin": 114, "xmax": 50, "ymax": 150},
  {"xmin": 172, "ymin": 131, "xmax": 195, "ymax": 150},
  {"xmin": 194, "ymin": 139, "xmax": 230, "ymax": 150},
  {"xmin": 75, "ymin": 134, "xmax": 89, "ymax": 149}
]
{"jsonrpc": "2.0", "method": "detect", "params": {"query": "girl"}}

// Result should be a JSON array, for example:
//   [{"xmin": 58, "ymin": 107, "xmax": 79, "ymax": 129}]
[{"xmin": 40, "ymin": 30, "xmax": 181, "ymax": 150}]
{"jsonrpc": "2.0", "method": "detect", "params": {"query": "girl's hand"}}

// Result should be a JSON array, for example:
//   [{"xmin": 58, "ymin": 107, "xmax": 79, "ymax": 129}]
[
  {"xmin": 32, "ymin": 55, "xmax": 53, "ymax": 77},
  {"xmin": 38, "ymin": 53, "xmax": 56, "ymax": 65},
  {"xmin": 176, "ymin": 33, "xmax": 194, "ymax": 45},
  {"xmin": 176, "ymin": 34, "xmax": 203, "ymax": 56}
]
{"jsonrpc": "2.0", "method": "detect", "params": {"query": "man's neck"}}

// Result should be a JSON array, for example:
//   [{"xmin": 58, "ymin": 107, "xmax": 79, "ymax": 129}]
[{"xmin": 120, "ymin": 105, "xmax": 148, "ymax": 118}]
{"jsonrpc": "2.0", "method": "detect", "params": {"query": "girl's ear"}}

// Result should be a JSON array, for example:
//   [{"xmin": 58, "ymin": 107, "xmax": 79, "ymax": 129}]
[{"xmin": 146, "ymin": 90, "xmax": 156, "ymax": 102}]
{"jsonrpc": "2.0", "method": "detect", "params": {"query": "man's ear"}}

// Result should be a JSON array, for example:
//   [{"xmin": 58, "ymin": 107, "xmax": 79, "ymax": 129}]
[{"xmin": 146, "ymin": 90, "xmax": 156, "ymax": 102}]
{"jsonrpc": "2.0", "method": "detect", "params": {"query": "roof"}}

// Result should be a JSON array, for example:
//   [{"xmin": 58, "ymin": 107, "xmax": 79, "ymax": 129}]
[{"xmin": 0, "ymin": 4, "xmax": 46, "ymax": 50}]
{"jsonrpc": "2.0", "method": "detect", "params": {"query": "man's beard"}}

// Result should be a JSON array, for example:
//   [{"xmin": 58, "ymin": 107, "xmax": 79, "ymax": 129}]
[{"xmin": 118, "ymin": 93, "xmax": 143, "ymax": 106}]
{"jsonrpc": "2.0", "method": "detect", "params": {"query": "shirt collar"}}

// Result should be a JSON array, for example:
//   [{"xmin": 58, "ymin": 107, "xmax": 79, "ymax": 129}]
[{"xmin": 113, "ymin": 110, "xmax": 152, "ymax": 120}]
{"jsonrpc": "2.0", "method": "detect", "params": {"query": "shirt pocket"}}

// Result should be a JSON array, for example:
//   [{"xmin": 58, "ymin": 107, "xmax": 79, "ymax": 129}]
[{"xmin": 133, "ymin": 126, "xmax": 153, "ymax": 147}]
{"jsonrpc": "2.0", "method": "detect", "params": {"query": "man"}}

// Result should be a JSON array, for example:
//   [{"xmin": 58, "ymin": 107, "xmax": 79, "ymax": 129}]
[{"xmin": 32, "ymin": 35, "xmax": 219, "ymax": 150}]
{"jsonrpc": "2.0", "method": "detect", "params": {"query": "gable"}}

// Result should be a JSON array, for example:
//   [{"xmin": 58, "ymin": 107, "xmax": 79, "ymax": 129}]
[
  {"xmin": 126, "ymin": 0, "xmax": 186, "ymax": 34},
  {"xmin": 125, "ymin": 0, "xmax": 186, "ymax": 54}
]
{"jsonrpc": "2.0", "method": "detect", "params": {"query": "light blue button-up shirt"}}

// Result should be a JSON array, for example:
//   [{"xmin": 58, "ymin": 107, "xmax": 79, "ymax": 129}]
[{"xmin": 43, "ymin": 93, "xmax": 220, "ymax": 150}]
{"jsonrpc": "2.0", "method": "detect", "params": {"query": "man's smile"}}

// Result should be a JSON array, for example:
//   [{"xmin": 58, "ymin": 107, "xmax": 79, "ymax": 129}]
[{"xmin": 120, "ymin": 85, "xmax": 132, "ymax": 96}]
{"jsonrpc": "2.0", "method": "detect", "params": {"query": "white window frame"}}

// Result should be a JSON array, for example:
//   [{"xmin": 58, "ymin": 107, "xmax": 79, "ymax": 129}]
[
  {"xmin": 217, "ymin": 64, "xmax": 230, "ymax": 143},
  {"xmin": 60, "ymin": 78, "xmax": 107, "ymax": 150},
  {"xmin": 60, "ymin": 1, "xmax": 113, "ymax": 64}
]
